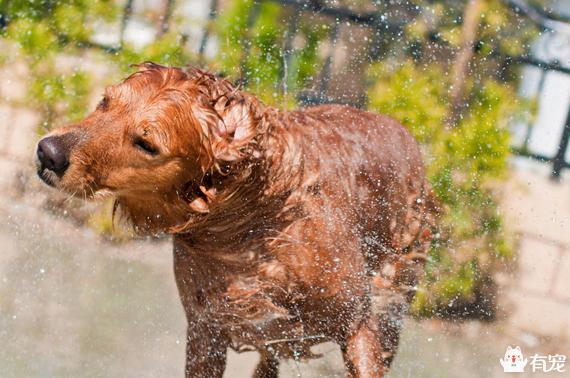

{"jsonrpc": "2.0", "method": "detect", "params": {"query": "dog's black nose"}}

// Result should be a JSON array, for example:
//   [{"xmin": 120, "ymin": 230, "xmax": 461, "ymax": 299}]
[{"xmin": 37, "ymin": 136, "xmax": 69, "ymax": 175}]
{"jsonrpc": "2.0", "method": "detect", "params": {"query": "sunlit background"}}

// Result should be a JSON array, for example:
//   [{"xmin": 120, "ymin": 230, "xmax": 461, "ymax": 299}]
[{"xmin": 0, "ymin": 0, "xmax": 569, "ymax": 376}]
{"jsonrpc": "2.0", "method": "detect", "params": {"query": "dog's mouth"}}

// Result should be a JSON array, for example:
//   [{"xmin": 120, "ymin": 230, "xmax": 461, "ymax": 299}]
[
  {"xmin": 36, "ymin": 159, "xmax": 114, "ymax": 200},
  {"xmin": 37, "ymin": 171, "xmax": 115, "ymax": 201},
  {"xmin": 36, "ymin": 165, "xmax": 59, "ymax": 188}
]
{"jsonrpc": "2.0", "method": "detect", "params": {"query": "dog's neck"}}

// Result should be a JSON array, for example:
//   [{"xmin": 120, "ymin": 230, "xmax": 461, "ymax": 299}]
[{"xmin": 174, "ymin": 113, "xmax": 304, "ymax": 253}]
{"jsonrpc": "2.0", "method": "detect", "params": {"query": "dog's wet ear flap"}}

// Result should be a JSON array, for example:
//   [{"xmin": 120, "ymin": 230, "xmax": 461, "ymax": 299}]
[
  {"xmin": 187, "ymin": 72, "xmax": 262, "ymax": 163},
  {"xmin": 219, "ymin": 99, "xmax": 254, "ymax": 142},
  {"xmin": 210, "ymin": 98, "xmax": 258, "ymax": 162}
]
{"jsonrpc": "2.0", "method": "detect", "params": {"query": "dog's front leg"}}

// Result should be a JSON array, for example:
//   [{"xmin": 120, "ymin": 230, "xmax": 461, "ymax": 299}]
[
  {"xmin": 184, "ymin": 321, "xmax": 229, "ymax": 378},
  {"xmin": 341, "ymin": 316, "xmax": 385, "ymax": 378}
]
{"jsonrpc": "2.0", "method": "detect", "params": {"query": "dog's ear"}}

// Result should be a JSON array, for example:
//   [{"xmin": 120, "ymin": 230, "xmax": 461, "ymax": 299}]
[
  {"xmin": 217, "ymin": 98, "xmax": 251, "ymax": 141},
  {"xmin": 199, "ymin": 94, "xmax": 263, "ymax": 163},
  {"xmin": 185, "ymin": 69, "xmax": 265, "ymax": 164}
]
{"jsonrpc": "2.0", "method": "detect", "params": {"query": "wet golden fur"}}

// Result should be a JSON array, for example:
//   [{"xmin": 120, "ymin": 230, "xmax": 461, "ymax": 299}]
[{"xmin": 37, "ymin": 63, "xmax": 437, "ymax": 377}]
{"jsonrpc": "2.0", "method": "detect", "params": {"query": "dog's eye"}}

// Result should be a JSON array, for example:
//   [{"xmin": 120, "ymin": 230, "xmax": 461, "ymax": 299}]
[
  {"xmin": 97, "ymin": 96, "xmax": 109, "ymax": 111},
  {"xmin": 133, "ymin": 137, "xmax": 159, "ymax": 156}
]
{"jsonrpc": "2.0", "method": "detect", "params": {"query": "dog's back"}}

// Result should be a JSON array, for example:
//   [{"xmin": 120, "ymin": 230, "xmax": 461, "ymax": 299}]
[{"xmin": 282, "ymin": 104, "xmax": 434, "ymax": 271}]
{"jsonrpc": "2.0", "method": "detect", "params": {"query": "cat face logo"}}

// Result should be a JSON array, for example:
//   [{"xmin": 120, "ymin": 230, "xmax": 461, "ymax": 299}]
[{"xmin": 500, "ymin": 346, "xmax": 528, "ymax": 373}]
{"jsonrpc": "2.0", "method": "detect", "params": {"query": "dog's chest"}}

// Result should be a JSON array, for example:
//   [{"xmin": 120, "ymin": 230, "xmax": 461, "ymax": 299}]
[{"xmin": 174, "ymin": 240, "xmax": 292, "ymax": 318}]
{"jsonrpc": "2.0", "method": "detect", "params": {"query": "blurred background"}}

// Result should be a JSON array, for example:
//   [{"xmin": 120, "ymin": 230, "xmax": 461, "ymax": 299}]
[{"xmin": 0, "ymin": 0, "xmax": 569, "ymax": 376}]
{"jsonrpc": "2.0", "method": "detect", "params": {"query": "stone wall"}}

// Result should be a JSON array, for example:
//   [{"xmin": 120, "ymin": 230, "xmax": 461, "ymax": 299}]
[{"xmin": 502, "ymin": 159, "xmax": 570, "ymax": 342}]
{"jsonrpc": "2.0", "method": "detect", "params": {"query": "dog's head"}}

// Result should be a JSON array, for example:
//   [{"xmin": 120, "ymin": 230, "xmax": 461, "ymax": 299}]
[{"xmin": 35, "ymin": 63, "xmax": 265, "ymax": 232}]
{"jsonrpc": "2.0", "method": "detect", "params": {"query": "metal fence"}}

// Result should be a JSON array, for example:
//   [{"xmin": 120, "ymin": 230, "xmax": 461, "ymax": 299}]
[
  {"xmin": 512, "ymin": 56, "xmax": 570, "ymax": 179},
  {"xmin": 503, "ymin": 0, "xmax": 570, "ymax": 179}
]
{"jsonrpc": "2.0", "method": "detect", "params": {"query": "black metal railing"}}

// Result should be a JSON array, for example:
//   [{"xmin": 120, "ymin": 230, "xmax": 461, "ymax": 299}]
[
  {"xmin": 503, "ymin": 0, "xmax": 570, "ymax": 179},
  {"xmin": 510, "ymin": 57, "xmax": 570, "ymax": 179}
]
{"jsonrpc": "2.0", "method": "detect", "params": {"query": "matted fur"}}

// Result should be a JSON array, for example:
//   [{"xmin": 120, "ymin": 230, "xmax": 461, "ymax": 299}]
[{"xmin": 37, "ymin": 63, "xmax": 437, "ymax": 378}]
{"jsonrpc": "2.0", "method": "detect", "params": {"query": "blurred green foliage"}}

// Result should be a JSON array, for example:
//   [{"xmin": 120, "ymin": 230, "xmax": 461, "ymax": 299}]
[
  {"xmin": 369, "ymin": 61, "xmax": 517, "ymax": 318},
  {"xmin": 86, "ymin": 199, "xmax": 135, "ymax": 242},
  {"xmin": 216, "ymin": 0, "xmax": 325, "ymax": 104},
  {"xmin": 115, "ymin": 32, "xmax": 193, "ymax": 72},
  {"xmin": 403, "ymin": 0, "xmax": 540, "ymax": 58},
  {"xmin": 29, "ymin": 69, "xmax": 90, "ymax": 133},
  {"xmin": 0, "ymin": 0, "xmax": 192, "ymax": 131},
  {"xmin": 1, "ymin": 0, "xmax": 113, "ymax": 131}
]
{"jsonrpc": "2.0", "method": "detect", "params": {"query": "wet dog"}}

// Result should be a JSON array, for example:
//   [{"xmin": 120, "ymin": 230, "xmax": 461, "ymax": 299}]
[{"xmin": 36, "ymin": 63, "xmax": 436, "ymax": 377}]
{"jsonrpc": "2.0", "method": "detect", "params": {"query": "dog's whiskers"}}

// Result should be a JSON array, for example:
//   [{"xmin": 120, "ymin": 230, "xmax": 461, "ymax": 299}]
[{"xmin": 63, "ymin": 190, "xmax": 77, "ymax": 204}]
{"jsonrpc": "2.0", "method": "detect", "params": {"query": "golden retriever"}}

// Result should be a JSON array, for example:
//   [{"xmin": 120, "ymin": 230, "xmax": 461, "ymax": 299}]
[{"xmin": 36, "ymin": 62, "xmax": 436, "ymax": 377}]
